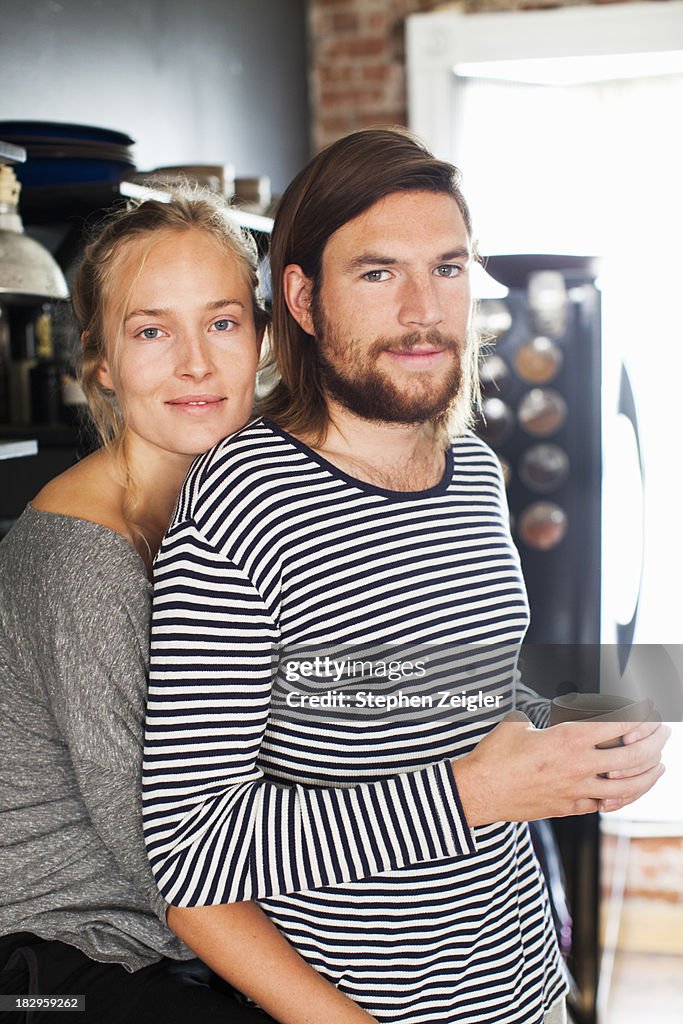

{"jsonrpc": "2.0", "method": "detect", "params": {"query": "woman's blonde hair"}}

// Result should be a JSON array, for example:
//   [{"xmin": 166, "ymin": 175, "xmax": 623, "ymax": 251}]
[{"xmin": 73, "ymin": 183, "xmax": 268, "ymax": 452}]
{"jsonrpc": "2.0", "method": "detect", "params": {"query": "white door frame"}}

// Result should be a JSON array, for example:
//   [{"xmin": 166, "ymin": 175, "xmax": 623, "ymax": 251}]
[{"xmin": 406, "ymin": 1, "xmax": 683, "ymax": 156}]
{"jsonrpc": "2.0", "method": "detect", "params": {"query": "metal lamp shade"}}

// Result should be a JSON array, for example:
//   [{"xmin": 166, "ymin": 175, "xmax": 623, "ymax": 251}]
[
  {"xmin": 0, "ymin": 158, "xmax": 68, "ymax": 303},
  {"xmin": 0, "ymin": 225, "xmax": 68, "ymax": 303}
]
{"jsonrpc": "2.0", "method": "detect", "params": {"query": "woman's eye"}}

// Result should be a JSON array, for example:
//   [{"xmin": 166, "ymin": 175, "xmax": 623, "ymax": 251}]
[
  {"xmin": 434, "ymin": 264, "xmax": 461, "ymax": 278},
  {"xmin": 211, "ymin": 318, "xmax": 237, "ymax": 332},
  {"xmin": 362, "ymin": 269, "xmax": 391, "ymax": 283},
  {"xmin": 136, "ymin": 327, "xmax": 165, "ymax": 340}
]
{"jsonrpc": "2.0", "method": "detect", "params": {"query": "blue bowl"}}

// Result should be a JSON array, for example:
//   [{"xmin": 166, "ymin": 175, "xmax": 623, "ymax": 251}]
[
  {"xmin": 15, "ymin": 157, "xmax": 135, "ymax": 187},
  {"xmin": 0, "ymin": 120, "xmax": 135, "ymax": 146},
  {"xmin": 0, "ymin": 122, "xmax": 136, "ymax": 187}
]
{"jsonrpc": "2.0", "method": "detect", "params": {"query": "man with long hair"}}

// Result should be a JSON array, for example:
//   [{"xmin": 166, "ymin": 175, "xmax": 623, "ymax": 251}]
[{"xmin": 143, "ymin": 129, "xmax": 668, "ymax": 1024}]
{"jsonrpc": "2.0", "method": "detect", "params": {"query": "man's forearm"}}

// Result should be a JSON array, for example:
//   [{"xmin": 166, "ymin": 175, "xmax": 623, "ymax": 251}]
[{"xmin": 166, "ymin": 900, "xmax": 377, "ymax": 1024}]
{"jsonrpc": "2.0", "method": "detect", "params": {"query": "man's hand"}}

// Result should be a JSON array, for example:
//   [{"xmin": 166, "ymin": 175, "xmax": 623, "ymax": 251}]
[{"xmin": 453, "ymin": 712, "xmax": 670, "ymax": 827}]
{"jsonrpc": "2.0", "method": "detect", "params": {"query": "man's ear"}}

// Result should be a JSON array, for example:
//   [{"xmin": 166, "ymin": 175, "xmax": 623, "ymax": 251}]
[
  {"xmin": 97, "ymin": 359, "xmax": 114, "ymax": 391},
  {"xmin": 283, "ymin": 264, "xmax": 315, "ymax": 336}
]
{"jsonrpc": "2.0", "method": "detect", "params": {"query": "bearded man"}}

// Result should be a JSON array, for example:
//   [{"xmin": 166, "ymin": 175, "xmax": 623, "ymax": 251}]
[{"xmin": 143, "ymin": 129, "xmax": 668, "ymax": 1024}]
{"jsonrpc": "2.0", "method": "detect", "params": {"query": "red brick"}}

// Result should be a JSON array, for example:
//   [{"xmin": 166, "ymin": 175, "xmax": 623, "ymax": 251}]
[
  {"xmin": 366, "ymin": 11, "xmax": 391, "ymax": 33},
  {"xmin": 325, "ymin": 36, "xmax": 388, "ymax": 59},
  {"xmin": 317, "ymin": 63, "xmax": 356, "ymax": 84},
  {"xmin": 319, "ymin": 89, "xmax": 350, "ymax": 108},
  {"xmin": 320, "ymin": 112, "xmax": 353, "ymax": 129},
  {"xmin": 331, "ymin": 11, "xmax": 360, "ymax": 31},
  {"xmin": 361, "ymin": 64, "xmax": 393, "ymax": 83},
  {"xmin": 320, "ymin": 85, "xmax": 387, "ymax": 108},
  {"xmin": 349, "ymin": 108, "xmax": 403, "ymax": 127}
]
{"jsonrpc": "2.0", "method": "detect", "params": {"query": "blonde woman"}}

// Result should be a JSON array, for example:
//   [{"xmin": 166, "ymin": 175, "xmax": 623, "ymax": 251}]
[{"xmin": 0, "ymin": 190, "xmax": 318, "ymax": 1023}]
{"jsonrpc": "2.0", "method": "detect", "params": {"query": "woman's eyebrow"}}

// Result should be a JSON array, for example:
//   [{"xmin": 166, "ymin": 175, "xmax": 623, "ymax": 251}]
[
  {"xmin": 124, "ymin": 307, "xmax": 167, "ymax": 321},
  {"xmin": 205, "ymin": 299, "xmax": 246, "ymax": 311},
  {"xmin": 124, "ymin": 299, "xmax": 246, "ymax": 321}
]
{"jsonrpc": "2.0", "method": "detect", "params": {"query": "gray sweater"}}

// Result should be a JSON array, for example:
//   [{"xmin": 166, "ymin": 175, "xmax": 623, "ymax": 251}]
[{"xmin": 0, "ymin": 506, "xmax": 191, "ymax": 971}]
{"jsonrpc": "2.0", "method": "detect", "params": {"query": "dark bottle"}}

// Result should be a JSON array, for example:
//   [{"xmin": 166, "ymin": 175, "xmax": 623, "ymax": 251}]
[
  {"xmin": 0, "ymin": 302, "xmax": 10, "ymax": 422},
  {"xmin": 30, "ymin": 303, "xmax": 63, "ymax": 425},
  {"xmin": 7, "ymin": 304, "xmax": 37, "ymax": 425}
]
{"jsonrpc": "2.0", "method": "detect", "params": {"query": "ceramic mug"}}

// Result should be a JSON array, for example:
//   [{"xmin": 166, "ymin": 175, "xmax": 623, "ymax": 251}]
[{"xmin": 549, "ymin": 693, "xmax": 654, "ymax": 749}]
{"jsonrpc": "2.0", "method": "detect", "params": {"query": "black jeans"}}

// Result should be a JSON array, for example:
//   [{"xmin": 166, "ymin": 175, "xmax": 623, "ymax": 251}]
[{"xmin": 0, "ymin": 933, "xmax": 273, "ymax": 1024}]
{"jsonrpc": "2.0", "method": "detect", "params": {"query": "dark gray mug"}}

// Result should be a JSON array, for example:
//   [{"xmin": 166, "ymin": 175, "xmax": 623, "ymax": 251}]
[{"xmin": 549, "ymin": 693, "xmax": 654, "ymax": 749}]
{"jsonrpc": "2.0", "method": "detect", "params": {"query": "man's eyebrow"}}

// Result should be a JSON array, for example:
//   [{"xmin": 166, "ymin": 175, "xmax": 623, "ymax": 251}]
[
  {"xmin": 124, "ymin": 299, "xmax": 245, "ymax": 322},
  {"xmin": 345, "ymin": 253, "xmax": 398, "ymax": 270},
  {"xmin": 438, "ymin": 247, "xmax": 472, "ymax": 262},
  {"xmin": 345, "ymin": 247, "xmax": 471, "ymax": 271}
]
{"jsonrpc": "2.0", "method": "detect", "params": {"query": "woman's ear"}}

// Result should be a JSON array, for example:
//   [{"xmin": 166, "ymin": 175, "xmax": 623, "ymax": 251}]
[
  {"xmin": 283, "ymin": 265, "xmax": 315, "ymax": 337},
  {"xmin": 97, "ymin": 359, "xmax": 114, "ymax": 391}
]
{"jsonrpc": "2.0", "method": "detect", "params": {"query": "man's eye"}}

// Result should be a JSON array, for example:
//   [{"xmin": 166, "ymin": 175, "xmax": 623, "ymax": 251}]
[
  {"xmin": 434, "ymin": 264, "xmax": 461, "ymax": 278},
  {"xmin": 362, "ymin": 269, "xmax": 391, "ymax": 283},
  {"xmin": 136, "ymin": 327, "xmax": 165, "ymax": 340},
  {"xmin": 211, "ymin": 318, "xmax": 237, "ymax": 331}
]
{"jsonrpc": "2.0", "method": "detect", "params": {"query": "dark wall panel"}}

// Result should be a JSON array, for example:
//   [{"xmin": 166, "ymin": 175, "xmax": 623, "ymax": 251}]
[{"xmin": 0, "ymin": 0, "xmax": 310, "ymax": 192}]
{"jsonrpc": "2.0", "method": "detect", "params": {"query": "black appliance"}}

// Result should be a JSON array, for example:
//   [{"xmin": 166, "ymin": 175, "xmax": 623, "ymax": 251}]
[{"xmin": 475, "ymin": 254, "xmax": 603, "ymax": 1024}]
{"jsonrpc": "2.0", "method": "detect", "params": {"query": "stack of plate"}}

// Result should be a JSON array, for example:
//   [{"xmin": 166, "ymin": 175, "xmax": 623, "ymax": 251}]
[{"xmin": 0, "ymin": 121, "xmax": 136, "ymax": 187}]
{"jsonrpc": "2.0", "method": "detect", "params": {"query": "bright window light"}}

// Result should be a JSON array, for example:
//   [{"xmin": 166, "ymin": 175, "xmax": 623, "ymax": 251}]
[
  {"xmin": 455, "ymin": 50, "xmax": 683, "ymax": 86},
  {"xmin": 470, "ymin": 261, "xmax": 509, "ymax": 300}
]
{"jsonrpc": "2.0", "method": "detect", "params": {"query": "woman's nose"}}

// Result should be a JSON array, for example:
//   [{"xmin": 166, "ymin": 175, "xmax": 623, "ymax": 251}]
[{"xmin": 175, "ymin": 332, "xmax": 214, "ymax": 379}]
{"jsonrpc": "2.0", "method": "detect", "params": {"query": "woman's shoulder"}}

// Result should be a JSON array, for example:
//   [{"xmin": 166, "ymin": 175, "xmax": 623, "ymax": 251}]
[
  {"xmin": 3, "ymin": 505, "xmax": 143, "ymax": 584},
  {"xmin": 31, "ymin": 450, "xmax": 133, "ymax": 542},
  {"xmin": 2, "ymin": 453, "xmax": 145, "ymax": 592}
]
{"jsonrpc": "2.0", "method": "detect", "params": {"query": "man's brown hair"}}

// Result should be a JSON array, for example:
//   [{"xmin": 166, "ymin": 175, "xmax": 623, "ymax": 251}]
[{"xmin": 260, "ymin": 126, "xmax": 479, "ymax": 443}]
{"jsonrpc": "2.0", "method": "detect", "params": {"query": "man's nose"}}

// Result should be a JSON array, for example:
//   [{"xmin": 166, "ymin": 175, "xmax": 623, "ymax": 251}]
[{"xmin": 398, "ymin": 275, "xmax": 444, "ymax": 330}]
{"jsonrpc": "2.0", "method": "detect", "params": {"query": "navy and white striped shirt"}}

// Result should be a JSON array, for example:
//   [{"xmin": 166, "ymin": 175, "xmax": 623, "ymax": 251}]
[{"xmin": 142, "ymin": 418, "xmax": 566, "ymax": 1023}]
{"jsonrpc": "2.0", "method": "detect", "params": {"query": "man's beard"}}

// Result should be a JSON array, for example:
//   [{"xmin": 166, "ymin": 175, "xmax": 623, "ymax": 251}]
[{"xmin": 312, "ymin": 299, "xmax": 464, "ymax": 426}]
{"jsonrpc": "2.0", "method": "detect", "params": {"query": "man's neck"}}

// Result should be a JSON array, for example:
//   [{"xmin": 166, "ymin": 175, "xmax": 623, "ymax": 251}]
[{"xmin": 301, "ymin": 398, "xmax": 447, "ymax": 492}]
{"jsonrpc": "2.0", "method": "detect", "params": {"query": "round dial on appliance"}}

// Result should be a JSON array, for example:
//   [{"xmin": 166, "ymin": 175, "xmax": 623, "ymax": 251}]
[
  {"xmin": 479, "ymin": 354, "xmax": 510, "ymax": 396},
  {"xmin": 474, "ymin": 299, "xmax": 513, "ymax": 340},
  {"xmin": 519, "ymin": 444, "xmax": 569, "ymax": 493},
  {"xmin": 477, "ymin": 397, "xmax": 515, "ymax": 446},
  {"xmin": 514, "ymin": 336, "xmax": 563, "ymax": 384},
  {"xmin": 518, "ymin": 502, "xmax": 568, "ymax": 550},
  {"xmin": 518, "ymin": 388, "xmax": 567, "ymax": 437}
]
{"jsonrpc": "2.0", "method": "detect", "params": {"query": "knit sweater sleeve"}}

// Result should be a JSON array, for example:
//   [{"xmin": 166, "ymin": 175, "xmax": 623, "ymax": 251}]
[
  {"xmin": 3, "ymin": 514, "xmax": 181, "ymax": 933},
  {"xmin": 45, "ymin": 563, "xmax": 175, "ymax": 927},
  {"xmin": 142, "ymin": 517, "xmax": 477, "ymax": 908}
]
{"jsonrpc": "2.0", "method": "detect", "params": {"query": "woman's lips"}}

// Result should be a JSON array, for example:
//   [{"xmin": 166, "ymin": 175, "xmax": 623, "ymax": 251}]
[{"xmin": 165, "ymin": 395, "xmax": 226, "ymax": 415}]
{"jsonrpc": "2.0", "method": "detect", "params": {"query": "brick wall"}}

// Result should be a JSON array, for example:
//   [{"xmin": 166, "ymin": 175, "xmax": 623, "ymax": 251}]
[
  {"xmin": 308, "ymin": 0, "xmax": 654, "ymax": 151},
  {"xmin": 601, "ymin": 835, "xmax": 683, "ymax": 953},
  {"xmin": 602, "ymin": 835, "xmax": 683, "ymax": 905}
]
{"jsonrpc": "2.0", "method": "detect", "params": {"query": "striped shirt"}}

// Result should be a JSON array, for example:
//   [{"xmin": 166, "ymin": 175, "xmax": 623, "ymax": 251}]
[{"xmin": 142, "ymin": 418, "xmax": 567, "ymax": 1023}]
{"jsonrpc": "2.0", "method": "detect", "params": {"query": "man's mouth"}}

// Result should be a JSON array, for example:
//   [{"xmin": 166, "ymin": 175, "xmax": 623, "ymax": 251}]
[{"xmin": 382, "ymin": 346, "xmax": 450, "ymax": 366}]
